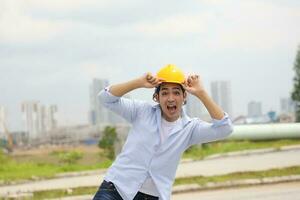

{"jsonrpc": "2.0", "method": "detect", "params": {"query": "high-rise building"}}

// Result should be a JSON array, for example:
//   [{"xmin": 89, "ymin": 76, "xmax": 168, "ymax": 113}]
[
  {"xmin": 247, "ymin": 101, "xmax": 262, "ymax": 117},
  {"xmin": 89, "ymin": 78, "xmax": 109, "ymax": 125},
  {"xmin": 89, "ymin": 78, "xmax": 126, "ymax": 125},
  {"xmin": 211, "ymin": 81, "xmax": 233, "ymax": 118},
  {"xmin": 280, "ymin": 97, "xmax": 296, "ymax": 114},
  {"xmin": 46, "ymin": 105, "xmax": 58, "ymax": 131},
  {"xmin": 21, "ymin": 101, "xmax": 57, "ymax": 139},
  {"xmin": 0, "ymin": 106, "xmax": 6, "ymax": 138},
  {"xmin": 185, "ymin": 94, "xmax": 205, "ymax": 118},
  {"xmin": 21, "ymin": 101, "xmax": 40, "ymax": 139}
]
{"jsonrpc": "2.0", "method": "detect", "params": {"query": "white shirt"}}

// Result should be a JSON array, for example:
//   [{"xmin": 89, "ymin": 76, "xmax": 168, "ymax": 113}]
[
  {"xmin": 99, "ymin": 87, "xmax": 233, "ymax": 200},
  {"xmin": 160, "ymin": 117, "xmax": 182, "ymax": 144},
  {"xmin": 139, "ymin": 117, "xmax": 183, "ymax": 196}
]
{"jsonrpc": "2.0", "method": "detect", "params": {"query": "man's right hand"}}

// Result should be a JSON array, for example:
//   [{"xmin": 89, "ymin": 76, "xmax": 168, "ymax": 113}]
[
  {"xmin": 108, "ymin": 73, "xmax": 164, "ymax": 97},
  {"xmin": 139, "ymin": 73, "xmax": 164, "ymax": 88}
]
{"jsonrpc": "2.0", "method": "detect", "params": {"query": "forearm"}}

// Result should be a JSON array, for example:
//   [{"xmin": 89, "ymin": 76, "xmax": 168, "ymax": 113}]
[
  {"xmin": 195, "ymin": 90, "xmax": 224, "ymax": 120},
  {"xmin": 109, "ymin": 78, "xmax": 143, "ymax": 97}
]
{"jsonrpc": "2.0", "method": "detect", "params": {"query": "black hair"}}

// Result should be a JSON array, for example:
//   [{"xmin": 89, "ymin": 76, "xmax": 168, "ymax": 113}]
[{"xmin": 154, "ymin": 84, "xmax": 185, "ymax": 94}]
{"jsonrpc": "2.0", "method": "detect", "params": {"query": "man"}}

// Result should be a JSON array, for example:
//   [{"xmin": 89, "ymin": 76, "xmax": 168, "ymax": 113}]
[{"xmin": 93, "ymin": 64, "xmax": 233, "ymax": 200}]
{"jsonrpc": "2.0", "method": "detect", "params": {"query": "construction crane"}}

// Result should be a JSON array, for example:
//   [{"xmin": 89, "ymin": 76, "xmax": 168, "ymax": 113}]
[{"xmin": 0, "ymin": 114, "xmax": 13, "ymax": 153}]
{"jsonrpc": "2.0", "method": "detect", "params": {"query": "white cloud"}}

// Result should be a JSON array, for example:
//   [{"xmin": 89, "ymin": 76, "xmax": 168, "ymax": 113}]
[
  {"xmin": 23, "ymin": 0, "xmax": 107, "ymax": 12},
  {"xmin": 22, "ymin": 0, "xmax": 143, "ymax": 13},
  {"xmin": 131, "ymin": 1, "xmax": 300, "ymax": 50},
  {"xmin": 0, "ymin": 0, "xmax": 138, "ymax": 44},
  {"xmin": 205, "ymin": 1, "xmax": 300, "ymax": 50},
  {"xmin": 134, "ymin": 13, "xmax": 211, "ymax": 37},
  {"xmin": 0, "ymin": 0, "xmax": 299, "ymax": 130},
  {"xmin": 0, "ymin": 0, "xmax": 73, "ymax": 43},
  {"xmin": 3, "ymin": 0, "xmax": 298, "ymax": 49},
  {"xmin": 80, "ymin": 61, "xmax": 125, "ymax": 82}
]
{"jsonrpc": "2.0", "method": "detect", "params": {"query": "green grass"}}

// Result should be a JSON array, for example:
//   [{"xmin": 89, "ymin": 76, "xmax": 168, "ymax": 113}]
[
  {"xmin": 183, "ymin": 139, "xmax": 300, "ymax": 160},
  {"xmin": 1, "ymin": 139, "xmax": 300, "ymax": 183},
  {"xmin": 31, "ymin": 186, "xmax": 98, "ymax": 200},
  {"xmin": 0, "ymin": 151, "xmax": 112, "ymax": 183},
  {"xmin": 0, "ymin": 159, "xmax": 112, "ymax": 183},
  {"xmin": 2, "ymin": 166, "xmax": 299, "ymax": 200},
  {"xmin": 174, "ymin": 165, "xmax": 300, "ymax": 186}
]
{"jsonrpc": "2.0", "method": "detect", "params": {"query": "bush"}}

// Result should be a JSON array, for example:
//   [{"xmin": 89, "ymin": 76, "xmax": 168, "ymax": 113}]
[
  {"xmin": 98, "ymin": 126, "xmax": 118, "ymax": 160},
  {"xmin": 56, "ymin": 151, "xmax": 83, "ymax": 164}
]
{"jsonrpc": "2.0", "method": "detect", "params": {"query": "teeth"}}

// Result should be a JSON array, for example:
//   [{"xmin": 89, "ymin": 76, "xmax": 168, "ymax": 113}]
[{"xmin": 167, "ymin": 105, "xmax": 176, "ymax": 110}]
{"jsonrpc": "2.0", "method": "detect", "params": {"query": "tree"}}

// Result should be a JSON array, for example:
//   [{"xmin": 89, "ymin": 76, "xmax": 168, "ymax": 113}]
[
  {"xmin": 292, "ymin": 45, "xmax": 300, "ymax": 122},
  {"xmin": 98, "ymin": 126, "xmax": 118, "ymax": 160}
]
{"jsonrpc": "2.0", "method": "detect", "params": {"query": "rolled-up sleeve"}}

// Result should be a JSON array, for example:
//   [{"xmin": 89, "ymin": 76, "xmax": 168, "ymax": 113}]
[
  {"xmin": 98, "ymin": 87, "xmax": 146, "ymax": 123},
  {"xmin": 188, "ymin": 112, "xmax": 233, "ymax": 146}
]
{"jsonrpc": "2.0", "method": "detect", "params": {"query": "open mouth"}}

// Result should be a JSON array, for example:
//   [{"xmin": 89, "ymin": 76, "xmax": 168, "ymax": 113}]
[{"xmin": 167, "ymin": 105, "xmax": 177, "ymax": 113}]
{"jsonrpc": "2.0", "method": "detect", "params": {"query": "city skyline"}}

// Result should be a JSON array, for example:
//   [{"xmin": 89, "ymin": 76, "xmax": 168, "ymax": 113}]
[
  {"xmin": 21, "ymin": 101, "xmax": 57, "ymax": 139},
  {"xmin": 89, "ymin": 78, "xmax": 109, "ymax": 125},
  {"xmin": 89, "ymin": 78, "xmax": 126, "ymax": 126},
  {"xmin": 211, "ymin": 81, "xmax": 233, "ymax": 118},
  {"xmin": 0, "ymin": 0, "xmax": 299, "ymax": 131},
  {"xmin": 248, "ymin": 101, "xmax": 262, "ymax": 118},
  {"xmin": 0, "ymin": 77, "xmax": 294, "ymax": 132}
]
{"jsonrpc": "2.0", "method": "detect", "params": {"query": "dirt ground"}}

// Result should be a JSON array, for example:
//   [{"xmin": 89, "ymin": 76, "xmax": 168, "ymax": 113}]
[
  {"xmin": 12, "ymin": 144, "xmax": 100, "ymax": 156},
  {"xmin": 9, "ymin": 145, "xmax": 105, "ymax": 165}
]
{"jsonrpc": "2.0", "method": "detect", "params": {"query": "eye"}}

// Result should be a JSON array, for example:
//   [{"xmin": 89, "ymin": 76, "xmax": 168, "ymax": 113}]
[
  {"xmin": 161, "ymin": 92, "xmax": 168, "ymax": 96},
  {"xmin": 174, "ymin": 91, "xmax": 180, "ymax": 95}
]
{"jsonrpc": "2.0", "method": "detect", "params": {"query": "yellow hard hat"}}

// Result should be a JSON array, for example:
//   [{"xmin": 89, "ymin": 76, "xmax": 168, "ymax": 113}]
[{"xmin": 157, "ymin": 64, "xmax": 185, "ymax": 84}]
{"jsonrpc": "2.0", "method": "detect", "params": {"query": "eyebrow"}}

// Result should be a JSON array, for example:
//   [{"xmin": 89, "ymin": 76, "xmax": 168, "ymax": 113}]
[{"xmin": 161, "ymin": 87, "xmax": 181, "ymax": 91}]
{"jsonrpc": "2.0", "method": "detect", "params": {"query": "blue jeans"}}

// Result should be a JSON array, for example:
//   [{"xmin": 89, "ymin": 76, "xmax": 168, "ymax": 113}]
[{"xmin": 93, "ymin": 180, "xmax": 159, "ymax": 200}]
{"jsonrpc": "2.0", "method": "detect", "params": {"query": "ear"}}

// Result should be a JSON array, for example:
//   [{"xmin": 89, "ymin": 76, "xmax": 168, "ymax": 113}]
[
  {"xmin": 153, "ymin": 93, "xmax": 159, "ymax": 102},
  {"xmin": 183, "ymin": 91, "xmax": 187, "ymax": 105}
]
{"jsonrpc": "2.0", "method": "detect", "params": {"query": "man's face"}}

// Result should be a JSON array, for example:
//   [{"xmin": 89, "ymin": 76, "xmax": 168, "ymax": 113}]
[{"xmin": 157, "ymin": 83, "xmax": 186, "ymax": 122}]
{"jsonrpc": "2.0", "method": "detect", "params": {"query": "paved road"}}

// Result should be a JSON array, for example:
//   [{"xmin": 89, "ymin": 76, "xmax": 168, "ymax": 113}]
[
  {"xmin": 172, "ymin": 181, "xmax": 300, "ymax": 200},
  {"xmin": 176, "ymin": 149, "xmax": 300, "ymax": 177},
  {"xmin": 24, "ymin": 181, "xmax": 300, "ymax": 200},
  {"xmin": 1, "ymin": 149, "xmax": 300, "ymax": 196}
]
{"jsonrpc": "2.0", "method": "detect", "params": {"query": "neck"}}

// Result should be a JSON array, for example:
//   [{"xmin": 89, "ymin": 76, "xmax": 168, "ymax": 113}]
[{"xmin": 162, "ymin": 114, "xmax": 180, "ymax": 122}]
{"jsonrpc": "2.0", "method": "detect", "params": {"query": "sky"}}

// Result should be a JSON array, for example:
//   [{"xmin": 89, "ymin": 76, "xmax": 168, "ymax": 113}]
[{"xmin": 0, "ymin": 0, "xmax": 299, "ymax": 131}]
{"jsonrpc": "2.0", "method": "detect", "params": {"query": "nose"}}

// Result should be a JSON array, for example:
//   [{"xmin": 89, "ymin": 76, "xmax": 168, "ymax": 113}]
[{"xmin": 167, "ymin": 94, "xmax": 175, "ymax": 102}]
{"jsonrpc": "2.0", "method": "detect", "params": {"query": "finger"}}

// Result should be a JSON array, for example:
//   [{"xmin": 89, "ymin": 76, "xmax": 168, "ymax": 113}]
[
  {"xmin": 157, "ymin": 77, "xmax": 165, "ymax": 82},
  {"xmin": 187, "ymin": 78, "xmax": 192, "ymax": 85},
  {"xmin": 182, "ymin": 81, "xmax": 191, "ymax": 89},
  {"xmin": 151, "ymin": 78, "xmax": 159, "ymax": 83},
  {"xmin": 150, "ymin": 80, "xmax": 157, "ymax": 85},
  {"xmin": 191, "ymin": 74, "xmax": 198, "ymax": 80},
  {"xmin": 151, "ymin": 78, "xmax": 161, "ymax": 86},
  {"xmin": 148, "ymin": 76, "xmax": 156, "ymax": 82},
  {"xmin": 153, "ymin": 81, "xmax": 162, "ymax": 87},
  {"xmin": 152, "ymin": 77, "xmax": 165, "ymax": 84},
  {"xmin": 146, "ymin": 75, "xmax": 155, "ymax": 83},
  {"xmin": 150, "ymin": 81, "xmax": 160, "ymax": 87}
]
